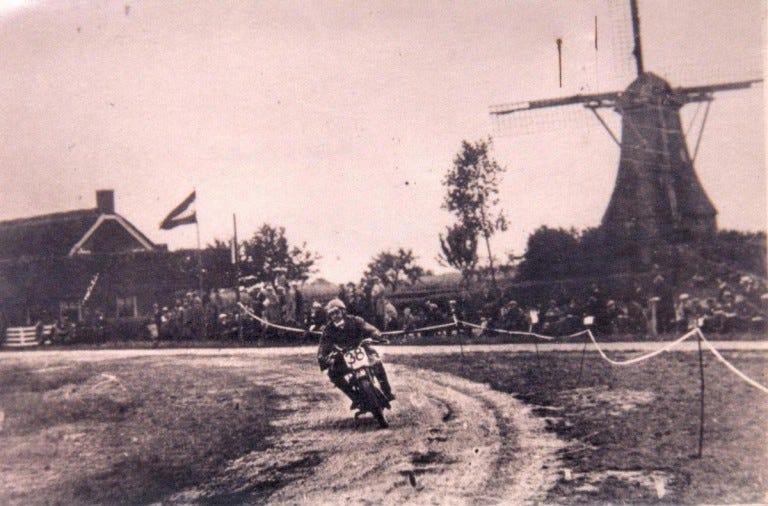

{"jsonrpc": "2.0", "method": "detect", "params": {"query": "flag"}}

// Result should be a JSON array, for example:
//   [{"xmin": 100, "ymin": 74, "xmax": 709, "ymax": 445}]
[{"xmin": 159, "ymin": 191, "xmax": 197, "ymax": 230}]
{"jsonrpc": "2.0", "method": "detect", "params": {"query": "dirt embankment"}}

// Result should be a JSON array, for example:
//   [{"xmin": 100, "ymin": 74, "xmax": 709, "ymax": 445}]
[{"xmin": 163, "ymin": 357, "xmax": 564, "ymax": 504}]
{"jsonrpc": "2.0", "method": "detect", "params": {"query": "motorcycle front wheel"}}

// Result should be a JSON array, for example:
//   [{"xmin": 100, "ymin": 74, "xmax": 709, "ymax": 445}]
[{"xmin": 357, "ymin": 377, "xmax": 389, "ymax": 429}]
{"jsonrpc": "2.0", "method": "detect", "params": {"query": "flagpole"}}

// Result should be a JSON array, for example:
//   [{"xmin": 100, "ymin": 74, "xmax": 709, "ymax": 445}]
[
  {"xmin": 233, "ymin": 213, "xmax": 240, "ymax": 303},
  {"xmin": 194, "ymin": 189, "xmax": 203, "ymax": 294},
  {"xmin": 233, "ymin": 213, "xmax": 244, "ymax": 341}
]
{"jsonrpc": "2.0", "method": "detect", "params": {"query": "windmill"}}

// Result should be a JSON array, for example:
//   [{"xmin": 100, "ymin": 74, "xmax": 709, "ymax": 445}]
[{"xmin": 490, "ymin": 0, "xmax": 762, "ymax": 249}]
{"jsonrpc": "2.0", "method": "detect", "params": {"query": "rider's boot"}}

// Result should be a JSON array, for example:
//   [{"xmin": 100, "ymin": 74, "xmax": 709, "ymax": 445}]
[{"xmin": 373, "ymin": 362, "xmax": 395, "ymax": 401}]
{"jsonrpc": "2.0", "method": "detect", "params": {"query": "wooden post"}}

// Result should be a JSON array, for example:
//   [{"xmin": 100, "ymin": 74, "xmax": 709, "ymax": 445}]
[
  {"xmin": 449, "ymin": 300, "xmax": 464, "ymax": 363},
  {"xmin": 696, "ymin": 330, "xmax": 706, "ymax": 458},
  {"xmin": 648, "ymin": 297, "xmax": 659, "ymax": 337},
  {"xmin": 530, "ymin": 324, "xmax": 540, "ymax": 364},
  {"xmin": 577, "ymin": 334, "xmax": 588, "ymax": 386}
]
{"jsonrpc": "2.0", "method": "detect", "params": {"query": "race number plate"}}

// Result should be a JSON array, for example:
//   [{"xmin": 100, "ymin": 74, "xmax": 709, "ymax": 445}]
[{"xmin": 343, "ymin": 347, "xmax": 370, "ymax": 370}]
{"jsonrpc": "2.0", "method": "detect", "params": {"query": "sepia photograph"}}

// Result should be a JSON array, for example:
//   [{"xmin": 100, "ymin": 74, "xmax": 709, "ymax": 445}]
[{"xmin": 0, "ymin": 0, "xmax": 766, "ymax": 504}]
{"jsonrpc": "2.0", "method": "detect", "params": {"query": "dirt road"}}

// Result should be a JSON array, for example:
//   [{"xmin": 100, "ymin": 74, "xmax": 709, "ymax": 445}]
[
  {"xmin": 150, "ymin": 355, "xmax": 565, "ymax": 505},
  {"xmin": 7, "ymin": 341, "xmax": 763, "ymax": 504},
  {"xmin": 0, "ymin": 349, "xmax": 567, "ymax": 504}
]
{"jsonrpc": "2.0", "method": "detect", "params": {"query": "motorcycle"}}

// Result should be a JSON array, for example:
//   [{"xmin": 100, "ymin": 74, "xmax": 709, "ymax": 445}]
[{"xmin": 332, "ymin": 338, "xmax": 391, "ymax": 429}]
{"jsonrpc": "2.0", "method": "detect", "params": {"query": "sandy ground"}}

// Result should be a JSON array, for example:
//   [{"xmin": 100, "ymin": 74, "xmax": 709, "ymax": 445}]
[
  {"xmin": 154, "ymin": 355, "xmax": 565, "ymax": 505},
  {"xmin": 2, "ymin": 343, "xmax": 765, "ymax": 504},
  {"xmin": 0, "ymin": 349, "xmax": 567, "ymax": 504}
]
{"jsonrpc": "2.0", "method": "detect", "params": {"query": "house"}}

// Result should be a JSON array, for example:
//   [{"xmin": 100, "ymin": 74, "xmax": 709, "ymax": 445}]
[
  {"xmin": 0, "ymin": 190, "xmax": 182, "ymax": 325},
  {"xmin": 0, "ymin": 190, "xmax": 156, "ymax": 260}
]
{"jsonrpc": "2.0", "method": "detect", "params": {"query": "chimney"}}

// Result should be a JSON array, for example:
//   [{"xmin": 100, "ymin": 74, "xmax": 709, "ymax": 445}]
[{"xmin": 96, "ymin": 190, "xmax": 115, "ymax": 214}]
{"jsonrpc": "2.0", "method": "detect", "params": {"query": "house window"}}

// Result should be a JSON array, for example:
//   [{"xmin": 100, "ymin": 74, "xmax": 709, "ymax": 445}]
[{"xmin": 116, "ymin": 295, "xmax": 138, "ymax": 318}]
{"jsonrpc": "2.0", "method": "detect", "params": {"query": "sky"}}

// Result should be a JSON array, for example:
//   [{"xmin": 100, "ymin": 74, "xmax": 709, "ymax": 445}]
[{"xmin": 0, "ymin": 0, "xmax": 765, "ymax": 283}]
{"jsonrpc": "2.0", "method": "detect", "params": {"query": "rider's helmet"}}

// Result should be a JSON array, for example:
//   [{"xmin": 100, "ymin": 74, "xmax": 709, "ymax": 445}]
[
  {"xmin": 325, "ymin": 298, "xmax": 346, "ymax": 314},
  {"xmin": 326, "ymin": 298, "xmax": 347, "ymax": 328},
  {"xmin": 326, "ymin": 299, "xmax": 347, "ymax": 327}
]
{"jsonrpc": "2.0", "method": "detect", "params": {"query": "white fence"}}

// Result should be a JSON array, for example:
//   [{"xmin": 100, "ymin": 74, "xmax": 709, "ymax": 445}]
[{"xmin": 2, "ymin": 325, "xmax": 52, "ymax": 348}]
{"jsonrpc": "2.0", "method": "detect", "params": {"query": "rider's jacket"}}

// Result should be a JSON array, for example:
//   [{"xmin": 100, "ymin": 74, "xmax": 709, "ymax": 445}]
[{"xmin": 317, "ymin": 314, "xmax": 380, "ymax": 371}]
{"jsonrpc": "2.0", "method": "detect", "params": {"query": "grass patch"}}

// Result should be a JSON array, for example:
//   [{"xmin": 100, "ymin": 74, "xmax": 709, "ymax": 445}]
[
  {"xmin": 393, "ymin": 350, "xmax": 768, "ymax": 503},
  {"xmin": 0, "ymin": 358, "xmax": 282, "ymax": 505}
]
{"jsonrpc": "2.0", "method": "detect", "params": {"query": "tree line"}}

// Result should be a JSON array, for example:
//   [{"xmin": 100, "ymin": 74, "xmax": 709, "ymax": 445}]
[{"xmin": 198, "ymin": 138, "xmax": 766, "ymax": 290}]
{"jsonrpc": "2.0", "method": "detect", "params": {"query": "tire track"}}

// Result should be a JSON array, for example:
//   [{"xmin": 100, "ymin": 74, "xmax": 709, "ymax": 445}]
[{"xmin": 164, "ymin": 356, "xmax": 565, "ymax": 504}]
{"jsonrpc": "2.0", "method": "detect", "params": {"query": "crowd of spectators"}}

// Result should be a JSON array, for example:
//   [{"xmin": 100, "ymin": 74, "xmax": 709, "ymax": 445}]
[
  {"xmin": 672, "ymin": 273, "xmax": 767, "ymax": 334},
  {"xmin": 456, "ymin": 270, "xmax": 767, "ymax": 339},
  {"xmin": 5, "ymin": 265, "xmax": 767, "ymax": 346},
  {"xmin": 233, "ymin": 266, "xmax": 766, "ymax": 342}
]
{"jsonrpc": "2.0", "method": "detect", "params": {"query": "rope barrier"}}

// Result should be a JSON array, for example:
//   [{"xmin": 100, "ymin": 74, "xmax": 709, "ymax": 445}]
[
  {"xmin": 458, "ymin": 319, "xmax": 592, "ymax": 342},
  {"xmin": 696, "ymin": 329, "xmax": 768, "ymax": 394},
  {"xmin": 585, "ymin": 328, "xmax": 698, "ymax": 365},
  {"xmin": 238, "ymin": 303, "xmax": 322, "ymax": 336},
  {"xmin": 237, "ymin": 301, "xmax": 768, "ymax": 394},
  {"xmin": 458, "ymin": 320, "xmax": 554, "ymax": 341},
  {"xmin": 381, "ymin": 322, "xmax": 457, "ymax": 336},
  {"xmin": 582, "ymin": 326, "xmax": 768, "ymax": 394},
  {"xmin": 238, "ymin": 302, "xmax": 456, "ymax": 338}
]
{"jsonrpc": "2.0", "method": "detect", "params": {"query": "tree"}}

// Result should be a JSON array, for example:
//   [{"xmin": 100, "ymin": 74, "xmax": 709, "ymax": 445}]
[
  {"xmin": 364, "ymin": 248, "xmax": 425, "ymax": 292},
  {"xmin": 240, "ymin": 224, "xmax": 320, "ymax": 285},
  {"xmin": 442, "ymin": 138, "xmax": 508, "ymax": 287},
  {"xmin": 437, "ymin": 223, "xmax": 479, "ymax": 286},
  {"xmin": 516, "ymin": 226, "xmax": 580, "ymax": 281},
  {"xmin": 200, "ymin": 239, "xmax": 237, "ymax": 289},
  {"xmin": 695, "ymin": 230, "xmax": 767, "ymax": 277}
]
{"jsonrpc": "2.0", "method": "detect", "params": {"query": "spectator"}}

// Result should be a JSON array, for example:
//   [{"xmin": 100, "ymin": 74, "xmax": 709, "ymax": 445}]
[
  {"xmin": 674, "ymin": 293, "xmax": 690, "ymax": 332},
  {"xmin": 423, "ymin": 300, "xmax": 441, "ymax": 326},
  {"xmin": 262, "ymin": 285, "xmax": 281, "ymax": 323},
  {"xmin": 561, "ymin": 298, "xmax": 582, "ymax": 335},
  {"xmin": 282, "ymin": 284, "xmax": 296, "ymax": 324},
  {"xmin": 345, "ymin": 282, "xmax": 366, "ymax": 317},
  {"xmin": 274, "ymin": 267, "xmax": 288, "ymax": 290},
  {"xmin": 33, "ymin": 317, "xmax": 46, "ymax": 344},
  {"xmin": 370, "ymin": 276, "xmax": 386, "ymax": 327},
  {"xmin": 401, "ymin": 307, "xmax": 419, "ymax": 340},
  {"xmin": 606, "ymin": 300, "xmax": 628, "ymax": 335},
  {"xmin": 292, "ymin": 282, "xmax": 304, "ymax": 325},
  {"xmin": 587, "ymin": 285, "xmax": 609, "ymax": 334},
  {"xmin": 306, "ymin": 301, "xmax": 327, "ymax": 333},
  {"xmin": 150, "ymin": 303, "xmax": 163, "ymax": 338},
  {"xmin": 541, "ymin": 300, "xmax": 563, "ymax": 335},
  {"xmin": 650, "ymin": 267, "xmax": 675, "ymax": 334},
  {"xmin": 382, "ymin": 298, "xmax": 399, "ymax": 332},
  {"xmin": 625, "ymin": 299, "xmax": 648, "ymax": 335},
  {"xmin": 500, "ymin": 300, "xmax": 526, "ymax": 331}
]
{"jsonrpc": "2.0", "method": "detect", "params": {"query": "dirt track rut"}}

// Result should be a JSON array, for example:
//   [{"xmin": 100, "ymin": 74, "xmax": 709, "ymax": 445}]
[{"xmin": 164, "ymin": 356, "xmax": 564, "ymax": 505}]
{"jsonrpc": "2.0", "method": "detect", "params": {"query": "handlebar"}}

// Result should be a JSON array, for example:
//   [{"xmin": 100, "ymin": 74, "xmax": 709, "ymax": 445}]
[
  {"xmin": 361, "ymin": 336, "xmax": 390, "ymax": 345},
  {"xmin": 330, "ymin": 336, "xmax": 388, "ymax": 355}
]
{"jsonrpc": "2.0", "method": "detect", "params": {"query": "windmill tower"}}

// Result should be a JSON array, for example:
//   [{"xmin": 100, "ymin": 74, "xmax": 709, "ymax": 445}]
[{"xmin": 490, "ymin": 0, "xmax": 761, "ymax": 248}]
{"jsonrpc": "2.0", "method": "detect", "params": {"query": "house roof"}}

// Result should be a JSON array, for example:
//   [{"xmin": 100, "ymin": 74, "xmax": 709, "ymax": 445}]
[{"xmin": 0, "ymin": 207, "xmax": 156, "ymax": 260}]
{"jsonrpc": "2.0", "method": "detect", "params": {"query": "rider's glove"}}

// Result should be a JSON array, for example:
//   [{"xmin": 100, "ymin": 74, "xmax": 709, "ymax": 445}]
[{"xmin": 327, "ymin": 351, "xmax": 343, "ymax": 367}]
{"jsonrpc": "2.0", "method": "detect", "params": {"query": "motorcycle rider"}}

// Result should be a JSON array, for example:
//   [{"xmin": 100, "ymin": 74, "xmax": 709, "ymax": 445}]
[{"xmin": 317, "ymin": 298, "xmax": 395, "ymax": 409}]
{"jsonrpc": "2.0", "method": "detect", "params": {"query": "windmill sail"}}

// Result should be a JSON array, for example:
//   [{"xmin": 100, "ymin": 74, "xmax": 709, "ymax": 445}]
[
  {"xmin": 490, "ymin": 91, "xmax": 620, "ymax": 116},
  {"xmin": 490, "ymin": 0, "xmax": 762, "ymax": 253},
  {"xmin": 673, "ymin": 79, "xmax": 763, "ymax": 103}
]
